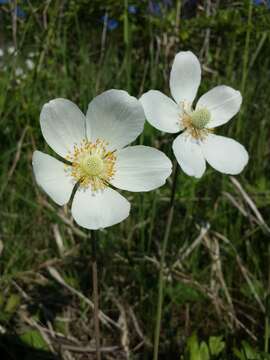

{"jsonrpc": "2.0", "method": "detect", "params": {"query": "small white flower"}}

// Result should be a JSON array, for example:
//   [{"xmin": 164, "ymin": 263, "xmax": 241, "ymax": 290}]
[
  {"xmin": 140, "ymin": 51, "xmax": 249, "ymax": 178},
  {"xmin": 33, "ymin": 90, "xmax": 172, "ymax": 230},
  {"xmin": 26, "ymin": 59, "xmax": 34, "ymax": 70},
  {"xmin": 0, "ymin": 48, "xmax": 4, "ymax": 57},
  {"xmin": 7, "ymin": 46, "xmax": 15, "ymax": 55},
  {"xmin": 15, "ymin": 67, "xmax": 24, "ymax": 77}
]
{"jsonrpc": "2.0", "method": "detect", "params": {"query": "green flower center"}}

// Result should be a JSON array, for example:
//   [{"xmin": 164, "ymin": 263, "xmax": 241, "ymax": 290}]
[
  {"xmin": 80, "ymin": 154, "xmax": 104, "ymax": 176},
  {"xmin": 190, "ymin": 108, "xmax": 211, "ymax": 129}
]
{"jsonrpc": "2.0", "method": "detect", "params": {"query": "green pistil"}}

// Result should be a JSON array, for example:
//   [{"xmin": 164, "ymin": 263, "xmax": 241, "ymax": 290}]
[
  {"xmin": 80, "ymin": 154, "xmax": 104, "ymax": 176},
  {"xmin": 190, "ymin": 108, "xmax": 211, "ymax": 129}
]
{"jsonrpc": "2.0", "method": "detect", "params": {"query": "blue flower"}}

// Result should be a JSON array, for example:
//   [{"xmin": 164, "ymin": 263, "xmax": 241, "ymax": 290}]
[
  {"xmin": 128, "ymin": 5, "xmax": 137, "ymax": 14},
  {"xmin": 15, "ymin": 6, "xmax": 26, "ymax": 19},
  {"xmin": 101, "ymin": 15, "xmax": 119, "ymax": 31},
  {"xmin": 149, "ymin": 0, "xmax": 172, "ymax": 16},
  {"xmin": 0, "ymin": 0, "xmax": 26, "ymax": 19},
  {"xmin": 149, "ymin": 1, "xmax": 161, "ymax": 15},
  {"xmin": 253, "ymin": 0, "xmax": 270, "ymax": 7}
]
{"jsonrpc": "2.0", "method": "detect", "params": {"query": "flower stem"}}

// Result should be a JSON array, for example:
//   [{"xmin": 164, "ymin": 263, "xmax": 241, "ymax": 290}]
[
  {"xmin": 265, "ymin": 242, "xmax": 270, "ymax": 353},
  {"xmin": 153, "ymin": 162, "xmax": 179, "ymax": 360},
  {"xmin": 91, "ymin": 230, "xmax": 101, "ymax": 360}
]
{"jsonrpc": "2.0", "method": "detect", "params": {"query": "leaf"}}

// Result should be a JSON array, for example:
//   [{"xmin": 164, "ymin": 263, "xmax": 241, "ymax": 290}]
[
  {"xmin": 187, "ymin": 333, "xmax": 201, "ymax": 360},
  {"xmin": 200, "ymin": 341, "xmax": 210, "ymax": 360},
  {"xmin": 233, "ymin": 347, "xmax": 245, "ymax": 360},
  {"xmin": 166, "ymin": 283, "xmax": 202, "ymax": 304},
  {"xmin": 20, "ymin": 330, "xmax": 49, "ymax": 351},
  {"xmin": 4, "ymin": 294, "xmax": 20, "ymax": 313},
  {"xmin": 209, "ymin": 336, "xmax": 225, "ymax": 355},
  {"xmin": 241, "ymin": 341, "xmax": 261, "ymax": 359}
]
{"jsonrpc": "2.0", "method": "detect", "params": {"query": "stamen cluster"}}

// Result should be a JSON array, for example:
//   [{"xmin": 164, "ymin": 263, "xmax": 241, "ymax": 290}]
[
  {"xmin": 66, "ymin": 139, "xmax": 116, "ymax": 191},
  {"xmin": 181, "ymin": 103, "xmax": 213, "ymax": 141}
]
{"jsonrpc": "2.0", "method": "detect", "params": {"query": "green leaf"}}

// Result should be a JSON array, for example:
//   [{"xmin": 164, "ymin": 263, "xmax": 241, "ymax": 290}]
[
  {"xmin": 241, "ymin": 341, "xmax": 260, "ymax": 359},
  {"xmin": 166, "ymin": 283, "xmax": 202, "ymax": 304},
  {"xmin": 209, "ymin": 336, "xmax": 225, "ymax": 355},
  {"xmin": 200, "ymin": 342, "xmax": 210, "ymax": 360},
  {"xmin": 20, "ymin": 330, "xmax": 49, "ymax": 351},
  {"xmin": 233, "ymin": 347, "xmax": 245, "ymax": 360},
  {"xmin": 4, "ymin": 294, "xmax": 20, "ymax": 313},
  {"xmin": 187, "ymin": 333, "xmax": 201, "ymax": 360}
]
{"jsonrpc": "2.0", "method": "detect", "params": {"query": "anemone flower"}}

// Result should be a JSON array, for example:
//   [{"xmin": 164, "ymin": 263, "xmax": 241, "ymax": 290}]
[
  {"xmin": 33, "ymin": 90, "xmax": 172, "ymax": 229},
  {"xmin": 140, "ymin": 51, "xmax": 249, "ymax": 178}
]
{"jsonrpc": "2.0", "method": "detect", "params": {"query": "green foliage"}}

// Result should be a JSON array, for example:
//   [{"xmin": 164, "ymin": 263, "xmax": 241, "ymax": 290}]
[
  {"xmin": 166, "ymin": 283, "xmax": 203, "ymax": 304},
  {"xmin": 209, "ymin": 336, "xmax": 225, "ymax": 356},
  {"xmin": 233, "ymin": 341, "xmax": 270, "ymax": 360},
  {"xmin": 19, "ymin": 330, "xmax": 49, "ymax": 351},
  {"xmin": 0, "ymin": 0, "xmax": 270, "ymax": 359},
  {"xmin": 186, "ymin": 333, "xmax": 225, "ymax": 360},
  {"xmin": 4, "ymin": 294, "xmax": 21, "ymax": 313}
]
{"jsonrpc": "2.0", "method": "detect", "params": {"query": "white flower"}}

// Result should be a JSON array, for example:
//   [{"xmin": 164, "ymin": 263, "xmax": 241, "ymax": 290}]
[
  {"xmin": 26, "ymin": 59, "xmax": 35, "ymax": 70},
  {"xmin": 140, "ymin": 51, "xmax": 249, "ymax": 178},
  {"xmin": 33, "ymin": 90, "xmax": 172, "ymax": 230},
  {"xmin": 15, "ymin": 67, "xmax": 24, "ymax": 77},
  {"xmin": 7, "ymin": 46, "xmax": 15, "ymax": 55},
  {"xmin": 0, "ymin": 48, "xmax": 4, "ymax": 57}
]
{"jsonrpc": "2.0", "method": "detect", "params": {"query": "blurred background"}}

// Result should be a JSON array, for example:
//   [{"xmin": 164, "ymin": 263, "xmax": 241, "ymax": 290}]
[{"xmin": 0, "ymin": 0, "xmax": 270, "ymax": 359}]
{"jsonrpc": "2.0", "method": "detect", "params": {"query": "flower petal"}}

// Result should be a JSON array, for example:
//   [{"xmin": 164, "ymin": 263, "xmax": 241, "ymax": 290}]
[
  {"xmin": 140, "ymin": 90, "xmax": 181, "ymax": 133},
  {"xmin": 110, "ymin": 145, "xmax": 172, "ymax": 192},
  {"xmin": 86, "ymin": 90, "xmax": 145, "ymax": 151},
  {"xmin": 196, "ymin": 86, "xmax": 242, "ymax": 128},
  {"xmin": 71, "ymin": 187, "xmax": 130, "ymax": 230},
  {"xmin": 32, "ymin": 151, "xmax": 74, "ymax": 205},
  {"xmin": 40, "ymin": 98, "xmax": 86, "ymax": 159},
  {"xmin": 172, "ymin": 132, "xmax": 206, "ymax": 178},
  {"xmin": 201, "ymin": 134, "xmax": 249, "ymax": 174},
  {"xmin": 170, "ymin": 51, "xmax": 201, "ymax": 105}
]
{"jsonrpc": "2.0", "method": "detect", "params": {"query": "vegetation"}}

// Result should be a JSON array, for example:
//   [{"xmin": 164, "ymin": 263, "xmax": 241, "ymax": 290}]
[{"xmin": 0, "ymin": 0, "xmax": 270, "ymax": 359}]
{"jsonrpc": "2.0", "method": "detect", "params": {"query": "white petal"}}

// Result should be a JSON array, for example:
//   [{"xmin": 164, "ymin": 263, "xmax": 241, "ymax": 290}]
[
  {"xmin": 172, "ymin": 132, "xmax": 206, "ymax": 178},
  {"xmin": 40, "ymin": 98, "xmax": 86, "ymax": 159},
  {"xmin": 32, "ymin": 151, "xmax": 74, "ymax": 205},
  {"xmin": 110, "ymin": 145, "xmax": 172, "ymax": 192},
  {"xmin": 140, "ymin": 90, "xmax": 181, "ymax": 133},
  {"xmin": 196, "ymin": 86, "xmax": 242, "ymax": 128},
  {"xmin": 71, "ymin": 187, "xmax": 130, "ymax": 230},
  {"xmin": 86, "ymin": 90, "xmax": 145, "ymax": 151},
  {"xmin": 201, "ymin": 134, "xmax": 249, "ymax": 174},
  {"xmin": 170, "ymin": 51, "xmax": 201, "ymax": 105}
]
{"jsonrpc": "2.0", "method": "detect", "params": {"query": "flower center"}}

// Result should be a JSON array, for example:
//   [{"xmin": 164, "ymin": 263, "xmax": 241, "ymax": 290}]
[
  {"xmin": 66, "ymin": 139, "xmax": 116, "ymax": 191},
  {"xmin": 180, "ymin": 102, "xmax": 213, "ymax": 141},
  {"xmin": 190, "ymin": 108, "xmax": 211, "ymax": 129},
  {"xmin": 80, "ymin": 154, "xmax": 104, "ymax": 176}
]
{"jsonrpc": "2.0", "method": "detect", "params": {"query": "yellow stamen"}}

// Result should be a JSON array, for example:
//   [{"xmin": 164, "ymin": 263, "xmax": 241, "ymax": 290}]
[
  {"xmin": 66, "ymin": 139, "xmax": 116, "ymax": 191},
  {"xmin": 180, "ymin": 102, "xmax": 213, "ymax": 141}
]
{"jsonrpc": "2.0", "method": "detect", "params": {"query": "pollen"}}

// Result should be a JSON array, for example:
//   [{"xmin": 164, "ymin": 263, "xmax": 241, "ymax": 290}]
[
  {"xmin": 180, "ymin": 102, "xmax": 213, "ymax": 141},
  {"xmin": 66, "ymin": 139, "xmax": 116, "ymax": 191}
]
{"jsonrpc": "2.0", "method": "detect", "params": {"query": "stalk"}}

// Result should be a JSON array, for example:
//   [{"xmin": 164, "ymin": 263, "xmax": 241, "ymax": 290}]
[
  {"xmin": 91, "ymin": 230, "xmax": 101, "ymax": 360},
  {"xmin": 153, "ymin": 162, "xmax": 179, "ymax": 360}
]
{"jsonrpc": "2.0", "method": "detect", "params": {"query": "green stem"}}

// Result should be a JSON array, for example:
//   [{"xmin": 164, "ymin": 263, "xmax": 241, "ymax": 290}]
[
  {"xmin": 91, "ymin": 230, "xmax": 101, "ymax": 360},
  {"xmin": 265, "ymin": 242, "xmax": 270, "ymax": 353},
  {"xmin": 123, "ymin": 0, "xmax": 131, "ymax": 92},
  {"xmin": 153, "ymin": 163, "xmax": 179, "ymax": 360},
  {"xmin": 237, "ymin": 0, "xmax": 252, "ymax": 136}
]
